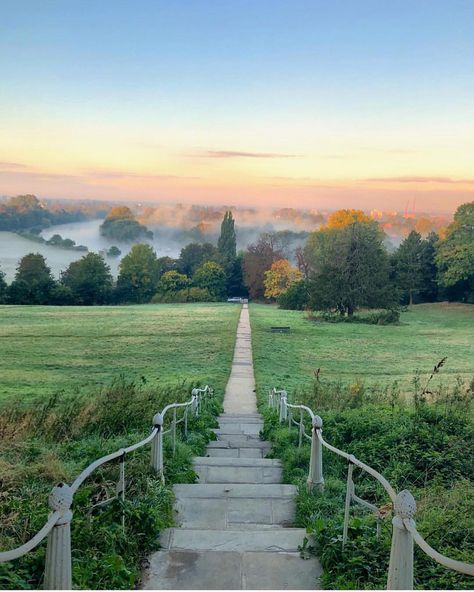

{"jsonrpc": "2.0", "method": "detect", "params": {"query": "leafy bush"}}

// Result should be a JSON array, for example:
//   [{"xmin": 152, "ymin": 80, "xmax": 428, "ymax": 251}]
[
  {"xmin": 277, "ymin": 280, "xmax": 310, "ymax": 310},
  {"xmin": 261, "ymin": 378, "xmax": 474, "ymax": 589},
  {"xmin": 0, "ymin": 378, "xmax": 221, "ymax": 589}
]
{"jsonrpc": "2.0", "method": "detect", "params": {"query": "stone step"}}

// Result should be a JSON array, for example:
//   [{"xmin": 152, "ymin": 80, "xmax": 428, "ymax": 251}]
[
  {"xmin": 207, "ymin": 439, "xmax": 270, "ymax": 450},
  {"xmin": 213, "ymin": 423, "xmax": 262, "ymax": 436},
  {"xmin": 194, "ymin": 456, "xmax": 281, "ymax": 467},
  {"xmin": 218, "ymin": 414, "xmax": 262, "ymax": 421},
  {"xmin": 205, "ymin": 447, "xmax": 266, "ymax": 459},
  {"xmin": 213, "ymin": 433, "xmax": 268, "ymax": 447},
  {"xmin": 144, "ymin": 549, "xmax": 322, "ymax": 590},
  {"xmin": 160, "ymin": 527, "xmax": 309, "ymax": 552},
  {"xmin": 173, "ymin": 483, "xmax": 296, "ymax": 529},
  {"xmin": 193, "ymin": 457, "xmax": 282, "ymax": 484}
]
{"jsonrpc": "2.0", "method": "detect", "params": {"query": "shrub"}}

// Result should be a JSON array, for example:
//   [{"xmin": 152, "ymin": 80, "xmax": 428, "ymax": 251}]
[{"xmin": 277, "ymin": 280, "xmax": 309, "ymax": 310}]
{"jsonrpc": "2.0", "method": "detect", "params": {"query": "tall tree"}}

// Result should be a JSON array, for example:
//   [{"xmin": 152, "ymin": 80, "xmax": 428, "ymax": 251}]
[
  {"xmin": 7, "ymin": 253, "xmax": 55, "ymax": 304},
  {"xmin": 436, "ymin": 201, "xmax": 474, "ymax": 302},
  {"xmin": 116, "ymin": 244, "xmax": 160, "ymax": 303},
  {"xmin": 305, "ymin": 220, "xmax": 394, "ymax": 315},
  {"xmin": 217, "ymin": 211, "xmax": 237, "ymax": 262},
  {"xmin": 392, "ymin": 231, "xmax": 425, "ymax": 305},
  {"xmin": 62, "ymin": 253, "xmax": 113, "ymax": 305},
  {"xmin": 242, "ymin": 233, "xmax": 283, "ymax": 299},
  {"xmin": 264, "ymin": 259, "xmax": 303, "ymax": 300}
]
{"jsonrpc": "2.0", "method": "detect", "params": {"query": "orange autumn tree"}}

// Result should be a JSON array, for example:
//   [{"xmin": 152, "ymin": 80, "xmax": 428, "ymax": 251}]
[
  {"xmin": 325, "ymin": 209, "xmax": 372, "ymax": 229},
  {"xmin": 264, "ymin": 259, "xmax": 303, "ymax": 299}
]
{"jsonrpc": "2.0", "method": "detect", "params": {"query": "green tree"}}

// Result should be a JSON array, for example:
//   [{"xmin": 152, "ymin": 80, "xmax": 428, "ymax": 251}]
[
  {"xmin": 116, "ymin": 244, "xmax": 160, "ymax": 303},
  {"xmin": 62, "ymin": 253, "xmax": 113, "ymax": 305},
  {"xmin": 0, "ymin": 267, "xmax": 8, "ymax": 303},
  {"xmin": 419, "ymin": 232, "xmax": 438, "ymax": 302},
  {"xmin": 392, "ymin": 231, "xmax": 425, "ymax": 305},
  {"xmin": 157, "ymin": 270, "xmax": 190, "ymax": 294},
  {"xmin": 157, "ymin": 256, "xmax": 179, "ymax": 278},
  {"xmin": 178, "ymin": 242, "xmax": 218, "ymax": 276},
  {"xmin": 305, "ymin": 220, "xmax": 394, "ymax": 315},
  {"xmin": 436, "ymin": 201, "xmax": 474, "ymax": 302},
  {"xmin": 217, "ymin": 211, "xmax": 237, "ymax": 262},
  {"xmin": 193, "ymin": 261, "xmax": 227, "ymax": 300},
  {"xmin": 7, "ymin": 253, "xmax": 55, "ymax": 304}
]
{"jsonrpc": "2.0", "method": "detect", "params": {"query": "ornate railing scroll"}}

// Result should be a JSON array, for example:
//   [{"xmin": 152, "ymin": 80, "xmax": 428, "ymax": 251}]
[
  {"xmin": 0, "ymin": 384, "xmax": 213, "ymax": 589},
  {"xmin": 268, "ymin": 387, "xmax": 474, "ymax": 590}
]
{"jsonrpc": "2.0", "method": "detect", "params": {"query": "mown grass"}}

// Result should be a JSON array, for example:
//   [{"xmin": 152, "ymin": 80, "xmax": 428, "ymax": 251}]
[
  {"xmin": 250, "ymin": 302, "xmax": 474, "ymax": 395},
  {"xmin": 0, "ymin": 303, "xmax": 241, "ymax": 403}
]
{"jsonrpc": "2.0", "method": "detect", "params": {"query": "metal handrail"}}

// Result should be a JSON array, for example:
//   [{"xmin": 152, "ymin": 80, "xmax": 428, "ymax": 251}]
[
  {"xmin": 268, "ymin": 387, "xmax": 474, "ymax": 588},
  {"xmin": 0, "ymin": 384, "xmax": 214, "ymax": 589}
]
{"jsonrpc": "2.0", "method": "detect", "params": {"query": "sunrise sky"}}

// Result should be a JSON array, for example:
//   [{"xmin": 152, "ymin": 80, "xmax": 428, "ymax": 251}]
[{"xmin": 1, "ymin": 0, "xmax": 473, "ymax": 212}]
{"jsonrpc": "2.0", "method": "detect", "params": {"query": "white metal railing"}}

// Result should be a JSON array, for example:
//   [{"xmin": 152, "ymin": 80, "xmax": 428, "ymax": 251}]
[
  {"xmin": 268, "ymin": 387, "xmax": 474, "ymax": 590},
  {"xmin": 0, "ymin": 385, "xmax": 213, "ymax": 589}
]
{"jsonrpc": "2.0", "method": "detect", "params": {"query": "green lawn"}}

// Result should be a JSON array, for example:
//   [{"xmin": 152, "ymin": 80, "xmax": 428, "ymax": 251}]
[
  {"xmin": 0, "ymin": 303, "xmax": 241, "ymax": 403},
  {"xmin": 250, "ymin": 302, "xmax": 474, "ymax": 396}
]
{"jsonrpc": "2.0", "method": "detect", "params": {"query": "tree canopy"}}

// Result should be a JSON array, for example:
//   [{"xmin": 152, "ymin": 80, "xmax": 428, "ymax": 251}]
[
  {"xmin": 305, "ymin": 219, "xmax": 394, "ymax": 315},
  {"xmin": 61, "ymin": 253, "xmax": 113, "ymax": 305},
  {"xmin": 116, "ymin": 244, "xmax": 160, "ymax": 303},
  {"xmin": 8, "ymin": 253, "xmax": 55, "ymax": 304},
  {"xmin": 193, "ymin": 261, "xmax": 227, "ymax": 300},
  {"xmin": 264, "ymin": 259, "xmax": 302, "ymax": 299},
  {"xmin": 436, "ymin": 201, "xmax": 474, "ymax": 302}
]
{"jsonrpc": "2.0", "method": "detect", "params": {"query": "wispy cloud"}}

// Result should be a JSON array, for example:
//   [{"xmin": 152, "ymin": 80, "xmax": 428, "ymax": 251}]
[
  {"xmin": 84, "ymin": 169, "xmax": 200, "ymax": 181},
  {"xmin": 193, "ymin": 150, "xmax": 301, "ymax": 159},
  {"xmin": 363, "ymin": 176, "xmax": 474, "ymax": 184},
  {"xmin": 0, "ymin": 161, "xmax": 28, "ymax": 170}
]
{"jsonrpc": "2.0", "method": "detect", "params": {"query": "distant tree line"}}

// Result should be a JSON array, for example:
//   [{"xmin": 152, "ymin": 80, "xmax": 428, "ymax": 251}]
[
  {"xmin": 0, "ymin": 203, "xmax": 472, "ymax": 309},
  {"xmin": 0, "ymin": 211, "xmax": 247, "ymax": 305},
  {"xmin": 255, "ymin": 202, "xmax": 473, "ymax": 313},
  {"xmin": 0, "ymin": 194, "xmax": 101, "ymax": 231}
]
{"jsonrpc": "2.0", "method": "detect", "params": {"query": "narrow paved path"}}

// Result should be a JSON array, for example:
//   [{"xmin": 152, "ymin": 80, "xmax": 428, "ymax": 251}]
[{"xmin": 143, "ymin": 304, "xmax": 322, "ymax": 589}]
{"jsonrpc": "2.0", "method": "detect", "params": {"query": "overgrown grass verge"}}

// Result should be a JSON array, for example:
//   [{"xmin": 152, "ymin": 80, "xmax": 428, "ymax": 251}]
[
  {"xmin": 260, "ymin": 380, "xmax": 474, "ymax": 590},
  {"xmin": 0, "ymin": 378, "xmax": 221, "ymax": 589}
]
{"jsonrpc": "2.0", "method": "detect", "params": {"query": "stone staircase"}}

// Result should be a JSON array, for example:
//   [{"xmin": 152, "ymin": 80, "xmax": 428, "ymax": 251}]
[{"xmin": 143, "ymin": 412, "xmax": 322, "ymax": 589}]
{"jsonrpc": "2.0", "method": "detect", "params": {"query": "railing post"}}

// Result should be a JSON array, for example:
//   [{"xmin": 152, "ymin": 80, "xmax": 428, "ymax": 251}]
[
  {"xmin": 191, "ymin": 389, "xmax": 199, "ymax": 416},
  {"xmin": 306, "ymin": 415, "xmax": 324, "ymax": 492},
  {"xmin": 44, "ymin": 483, "xmax": 73, "ymax": 590},
  {"xmin": 172, "ymin": 408, "xmax": 177, "ymax": 456},
  {"xmin": 387, "ymin": 490, "xmax": 416, "ymax": 590},
  {"xmin": 279, "ymin": 391, "xmax": 287, "ymax": 423},
  {"xmin": 342, "ymin": 460, "xmax": 354, "ymax": 547},
  {"xmin": 151, "ymin": 413, "xmax": 164, "ymax": 478},
  {"xmin": 298, "ymin": 408, "xmax": 304, "ymax": 448}
]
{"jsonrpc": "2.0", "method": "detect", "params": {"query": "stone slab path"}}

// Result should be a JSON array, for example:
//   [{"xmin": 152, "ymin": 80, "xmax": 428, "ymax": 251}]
[{"xmin": 143, "ymin": 304, "xmax": 322, "ymax": 589}]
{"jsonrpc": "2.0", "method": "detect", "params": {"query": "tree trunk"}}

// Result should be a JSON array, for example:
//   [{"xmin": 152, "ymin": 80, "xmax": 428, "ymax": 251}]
[{"xmin": 409, "ymin": 290, "xmax": 413, "ymax": 306}]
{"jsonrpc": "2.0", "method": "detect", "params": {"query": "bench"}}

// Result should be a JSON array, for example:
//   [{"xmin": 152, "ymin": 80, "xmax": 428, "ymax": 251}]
[{"xmin": 270, "ymin": 326, "xmax": 291, "ymax": 333}]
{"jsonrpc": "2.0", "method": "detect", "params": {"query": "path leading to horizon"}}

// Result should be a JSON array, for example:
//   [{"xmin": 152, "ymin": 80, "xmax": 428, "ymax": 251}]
[
  {"xmin": 143, "ymin": 304, "xmax": 321, "ymax": 589},
  {"xmin": 223, "ymin": 304, "xmax": 258, "ymax": 415}
]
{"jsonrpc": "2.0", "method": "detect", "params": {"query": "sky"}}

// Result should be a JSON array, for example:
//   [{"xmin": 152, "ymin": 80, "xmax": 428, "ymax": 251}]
[{"xmin": 1, "ymin": 0, "xmax": 473, "ymax": 213}]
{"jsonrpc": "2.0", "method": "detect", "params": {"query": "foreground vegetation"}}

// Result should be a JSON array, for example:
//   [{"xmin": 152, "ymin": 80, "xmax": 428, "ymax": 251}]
[
  {"xmin": 0, "ymin": 303, "xmax": 239, "ymax": 588},
  {"xmin": 261, "ymin": 381, "xmax": 473, "ymax": 589},
  {"xmin": 251, "ymin": 302, "xmax": 474, "ymax": 394},
  {"xmin": 251, "ymin": 303, "xmax": 474, "ymax": 589},
  {"xmin": 0, "ymin": 380, "xmax": 222, "ymax": 589},
  {"xmin": 0, "ymin": 303, "xmax": 240, "ymax": 402}
]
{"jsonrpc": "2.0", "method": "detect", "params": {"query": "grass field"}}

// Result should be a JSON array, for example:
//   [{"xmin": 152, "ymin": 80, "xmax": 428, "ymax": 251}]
[
  {"xmin": 250, "ymin": 302, "xmax": 474, "ymax": 397},
  {"xmin": 0, "ymin": 303, "xmax": 241, "ymax": 403}
]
